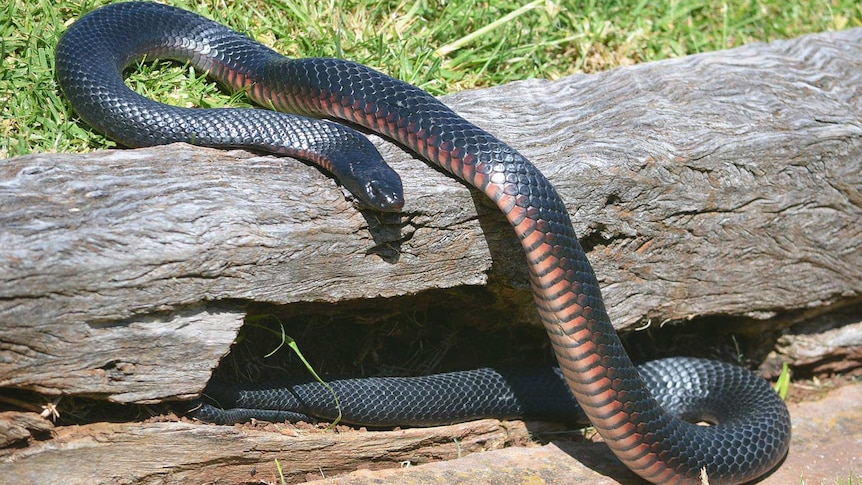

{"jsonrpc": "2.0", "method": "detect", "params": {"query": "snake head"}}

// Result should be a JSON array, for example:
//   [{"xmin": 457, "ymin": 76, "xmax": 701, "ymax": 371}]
[
  {"xmin": 328, "ymin": 140, "xmax": 404, "ymax": 212},
  {"xmin": 358, "ymin": 172, "xmax": 404, "ymax": 212}
]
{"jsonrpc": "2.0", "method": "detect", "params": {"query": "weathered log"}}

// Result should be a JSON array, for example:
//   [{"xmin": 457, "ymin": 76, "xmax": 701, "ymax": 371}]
[
  {"xmin": 1, "ymin": 27, "xmax": 861, "ymax": 408},
  {"xmin": 0, "ymin": 412, "xmax": 53, "ymax": 448},
  {"xmin": 0, "ymin": 418, "xmax": 550, "ymax": 484}
]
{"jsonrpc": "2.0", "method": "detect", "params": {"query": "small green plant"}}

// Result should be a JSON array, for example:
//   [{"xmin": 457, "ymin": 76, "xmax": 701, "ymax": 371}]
[
  {"xmin": 774, "ymin": 362, "xmax": 792, "ymax": 400},
  {"xmin": 246, "ymin": 315, "xmax": 344, "ymax": 425},
  {"xmin": 274, "ymin": 458, "xmax": 286, "ymax": 485}
]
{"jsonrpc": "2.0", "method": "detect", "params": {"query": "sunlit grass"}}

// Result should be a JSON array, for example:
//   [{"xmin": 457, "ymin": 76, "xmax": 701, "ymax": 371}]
[{"xmin": 2, "ymin": 0, "xmax": 860, "ymax": 158}]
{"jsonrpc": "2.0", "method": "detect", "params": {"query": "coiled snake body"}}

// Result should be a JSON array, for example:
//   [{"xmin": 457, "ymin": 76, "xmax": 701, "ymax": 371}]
[{"xmin": 56, "ymin": 3, "xmax": 791, "ymax": 483}]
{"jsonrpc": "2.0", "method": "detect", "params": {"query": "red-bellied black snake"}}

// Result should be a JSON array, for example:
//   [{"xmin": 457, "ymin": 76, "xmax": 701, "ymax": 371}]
[{"xmin": 55, "ymin": 3, "xmax": 791, "ymax": 483}]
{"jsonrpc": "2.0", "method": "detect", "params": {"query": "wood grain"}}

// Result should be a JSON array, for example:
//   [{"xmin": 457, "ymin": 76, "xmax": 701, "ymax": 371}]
[{"xmin": 0, "ymin": 418, "xmax": 545, "ymax": 484}]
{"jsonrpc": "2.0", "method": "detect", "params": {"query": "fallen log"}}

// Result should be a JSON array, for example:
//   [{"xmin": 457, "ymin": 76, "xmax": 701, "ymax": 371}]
[
  {"xmin": 1, "ymin": 27, "xmax": 861, "ymax": 484},
  {"xmin": 0, "ymin": 418, "xmax": 551, "ymax": 484}
]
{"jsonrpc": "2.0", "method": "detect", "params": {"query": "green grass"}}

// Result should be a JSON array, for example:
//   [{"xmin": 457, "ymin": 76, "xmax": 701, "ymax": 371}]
[{"xmin": 2, "ymin": 0, "xmax": 860, "ymax": 158}]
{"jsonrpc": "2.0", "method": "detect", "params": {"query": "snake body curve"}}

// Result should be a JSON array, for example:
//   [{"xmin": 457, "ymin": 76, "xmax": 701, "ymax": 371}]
[{"xmin": 55, "ymin": 3, "xmax": 791, "ymax": 484}]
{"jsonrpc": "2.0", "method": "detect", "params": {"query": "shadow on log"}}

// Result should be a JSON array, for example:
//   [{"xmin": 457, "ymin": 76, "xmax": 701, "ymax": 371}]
[{"xmin": 1, "ymin": 28, "xmax": 861, "ymax": 484}]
